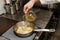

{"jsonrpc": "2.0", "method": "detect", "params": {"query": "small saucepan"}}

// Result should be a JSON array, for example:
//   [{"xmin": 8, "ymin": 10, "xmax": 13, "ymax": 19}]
[{"xmin": 13, "ymin": 21, "xmax": 55, "ymax": 37}]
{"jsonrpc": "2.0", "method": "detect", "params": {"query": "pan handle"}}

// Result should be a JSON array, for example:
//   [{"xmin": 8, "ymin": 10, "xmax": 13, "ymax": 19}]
[{"xmin": 34, "ymin": 29, "xmax": 55, "ymax": 32}]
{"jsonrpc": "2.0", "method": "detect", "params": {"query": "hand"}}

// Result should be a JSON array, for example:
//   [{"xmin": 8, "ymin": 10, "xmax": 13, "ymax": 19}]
[{"xmin": 23, "ymin": 0, "xmax": 35, "ymax": 14}]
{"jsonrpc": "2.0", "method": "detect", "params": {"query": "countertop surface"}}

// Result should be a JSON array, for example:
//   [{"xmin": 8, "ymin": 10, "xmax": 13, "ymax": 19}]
[
  {"xmin": 1, "ymin": 9, "xmax": 53, "ymax": 28},
  {"xmin": 0, "ymin": 17, "xmax": 17, "ymax": 36}
]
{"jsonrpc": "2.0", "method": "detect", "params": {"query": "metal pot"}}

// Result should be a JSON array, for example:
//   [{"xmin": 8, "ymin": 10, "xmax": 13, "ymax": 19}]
[{"xmin": 13, "ymin": 21, "xmax": 55, "ymax": 37}]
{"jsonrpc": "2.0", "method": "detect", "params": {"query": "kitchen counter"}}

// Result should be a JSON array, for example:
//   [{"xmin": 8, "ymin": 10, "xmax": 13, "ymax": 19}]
[
  {"xmin": 0, "ymin": 9, "xmax": 53, "ymax": 40},
  {"xmin": 0, "ymin": 17, "xmax": 17, "ymax": 36},
  {"xmin": 1, "ymin": 9, "xmax": 53, "ymax": 28}
]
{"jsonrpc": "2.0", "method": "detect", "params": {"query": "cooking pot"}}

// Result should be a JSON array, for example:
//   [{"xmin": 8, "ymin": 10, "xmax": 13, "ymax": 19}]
[{"xmin": 13, "ymin": 21, "xmax": 55, "ymax": 37}]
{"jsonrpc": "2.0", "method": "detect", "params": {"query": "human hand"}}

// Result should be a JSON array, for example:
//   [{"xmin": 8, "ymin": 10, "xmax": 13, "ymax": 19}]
[{"xmin": 23, "ymin": 0, "xmax": 35, "ymax": 14}]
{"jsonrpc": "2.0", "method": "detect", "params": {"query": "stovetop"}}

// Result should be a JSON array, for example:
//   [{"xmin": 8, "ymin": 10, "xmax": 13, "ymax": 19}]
[
  {"xmin": 2, "ymin": 27, "xmax": 36, "ymax": 40},
  {"xmin": 1, "ymin": 9, "xmax": 53, "ymax": 40}
]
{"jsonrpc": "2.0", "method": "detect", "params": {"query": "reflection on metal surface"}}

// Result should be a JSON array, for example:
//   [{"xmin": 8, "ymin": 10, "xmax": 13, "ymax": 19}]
[{"xmin": 34, "ymin": 29, "xmax": 55, "ymax": 32}]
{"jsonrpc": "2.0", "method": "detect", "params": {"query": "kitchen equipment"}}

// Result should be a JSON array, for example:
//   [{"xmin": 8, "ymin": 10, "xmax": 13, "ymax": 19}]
[
  {"xmin": 15, "ymin": 0, "xmax": 22, "ymax": 11},
  {"xmin": 1, "ymin": 8, "xmax": 53, "ymax": 40},
  {"xmin": 0, "ymin": 36, "xmax": 9, "ymax": 40},
  {"xmin": 10, "ymin": 5, "xmax": 16, "ymax": 14},
  {"xmin": 13, "ymin": 21, "xmax": 55, "ymax": 37},
  {"xmin": 4, "ymin": 0, "xmax": 10, "ymax": 4},
  {"xmin": 4, "ymin": 4, "xmax": 11, "ymax": 14},
  {"xmin": 4, "ymin": 0, "xmax": 17, "ymax": 15},
  {"xmin": 13, "ymin": 21, "xmax": 34, "ymax": 37},
  {"xmin": 23, "ymin": 11, "xmax": 36, "ymax": 22}
]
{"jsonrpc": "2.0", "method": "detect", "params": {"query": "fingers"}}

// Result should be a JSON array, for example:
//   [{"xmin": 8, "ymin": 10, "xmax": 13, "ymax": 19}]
[
  {"xmin": 23, "ymin": 0, "xmax": 35, "ymax": 14},
  {"xmin": 23, "ymin": 5, "xmax": 29, "ymax": 14}
]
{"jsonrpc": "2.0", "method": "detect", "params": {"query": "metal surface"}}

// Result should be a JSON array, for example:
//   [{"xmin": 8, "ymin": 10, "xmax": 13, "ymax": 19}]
[
  {"xmin": 2, "ymin": 27, "xmax": 36, "ymax": 40},
  {"xmin": 1, "ymin": 9, "xmax": 53, "ymax": 40},
  {"xmin": 10, "ymin": 5, "xmax": 16, "ymax": 14},
  {"xmin": 4, "ymin": 4, "xmax": 11, "ymax": 14},
  {"xmin": 34, "ymin": 29, "xmax": 55, "ymax": 32},
  {"xmin": 4, "ymin": 0, "xmax": 10, "ymax": 4},
  {"xmin": 13, "ymin": 21, "xmax": 34, "ymax": 37},
  {"xmin": 0, "ymin": 36, "xmax": 9, "ymax": 40}
]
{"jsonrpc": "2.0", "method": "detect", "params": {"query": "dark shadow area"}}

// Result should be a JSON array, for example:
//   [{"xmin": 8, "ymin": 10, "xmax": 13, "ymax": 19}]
[{"xmin": 0, "ymin": 17, "xmax": 17, "ymax": 36}]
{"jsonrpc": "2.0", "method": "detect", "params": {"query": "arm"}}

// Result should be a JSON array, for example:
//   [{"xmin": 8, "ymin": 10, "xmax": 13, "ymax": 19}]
[
  {"xmin": 23, "ymin": 0, "xmax": 39, "ymax": 14},
  {"xmin": 23, "ymin": 0, "xmax": 60, "ymax": 14},
  {"xmin": 40, "ymin": 0, "xmax": 60, "ymax": 4}
]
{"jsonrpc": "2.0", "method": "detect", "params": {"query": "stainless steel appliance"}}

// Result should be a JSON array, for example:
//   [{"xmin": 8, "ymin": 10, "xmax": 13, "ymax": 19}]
[
  {"xmin": 1, "ymin": 9, "xmax": 54, "ymax": 40},
  {"xmin": 2, "ymin": 0, "xmax": 58, "ymax": 40}
]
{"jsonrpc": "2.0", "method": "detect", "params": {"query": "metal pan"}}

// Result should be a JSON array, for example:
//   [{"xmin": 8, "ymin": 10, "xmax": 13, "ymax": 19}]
[{"xmin": 13, "ymin": 21, "xmax": 55, "ymax": 37}]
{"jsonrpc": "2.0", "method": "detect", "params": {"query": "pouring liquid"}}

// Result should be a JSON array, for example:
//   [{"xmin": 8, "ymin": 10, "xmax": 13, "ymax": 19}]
[{"xmin": 23, "ymin": 11, "xmax": 36, "ymax": 22}]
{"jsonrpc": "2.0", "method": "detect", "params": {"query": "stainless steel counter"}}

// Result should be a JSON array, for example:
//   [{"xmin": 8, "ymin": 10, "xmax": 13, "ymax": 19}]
[{"xmin": 1, "ymin": 9, "xmax": 53, "ymax": 40}]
